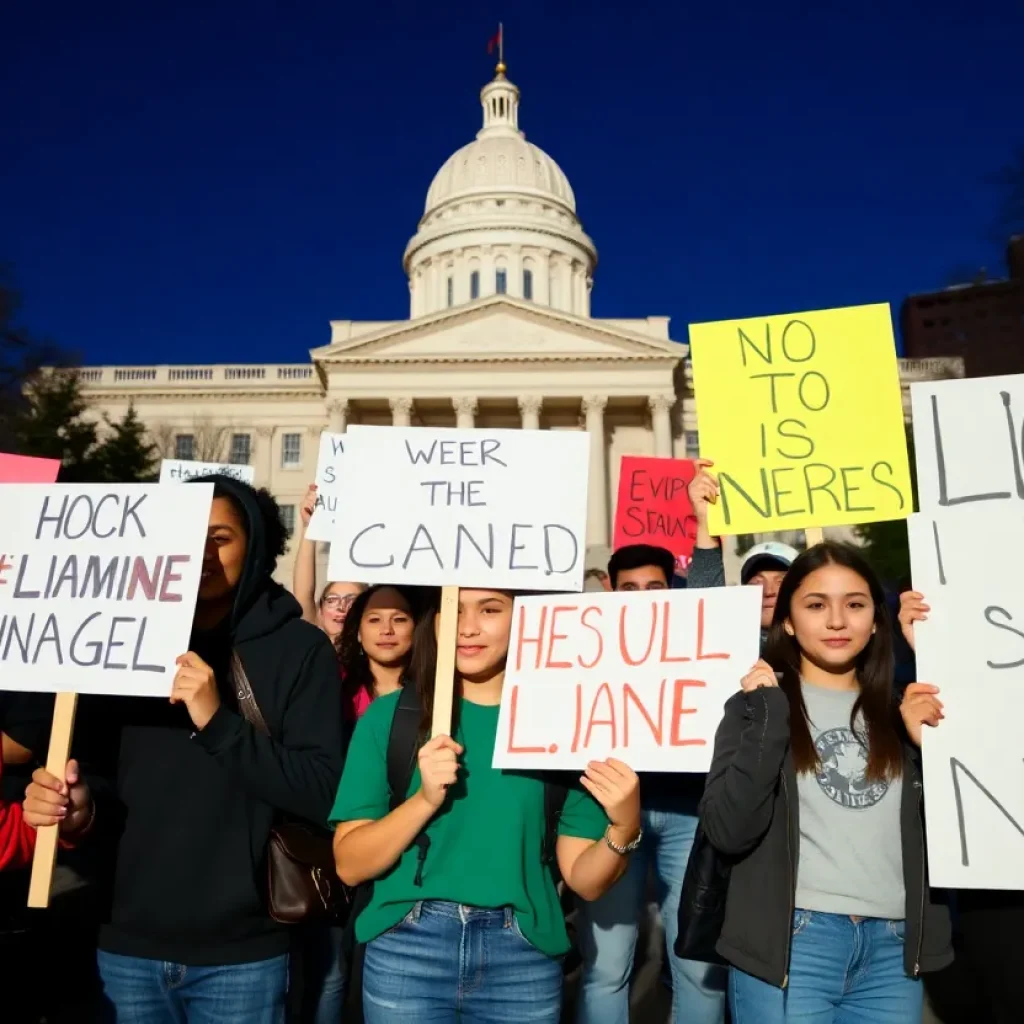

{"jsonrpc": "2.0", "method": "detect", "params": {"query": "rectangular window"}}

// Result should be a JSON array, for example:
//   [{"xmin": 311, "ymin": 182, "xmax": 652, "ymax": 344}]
[
  {"xmin": 229, "ymin": 433, "xmax": 251, "ymax": 465},
  {"xmin": 495, "ymin": 269, "xmax": 507, "ymax": 294},
  {"xmin": 281, "ymin": 432, "xmax": 302, "ymax": 468},
  {"xmin": 174, "ymin": 434, "xmax": 195, "ymax": 461},
  {"xmin": 685, "ymin": 430, "xmax": 700, "ymax": 456},
  {"xmin": 280, "ymin": 504, "xmax": 296, "ymax": 538},
  {"xmin": 523, "ymin": 268, "xmax": 533, "ymax": 300},
  {"xmin": 446, "ymin": 276, "xmax": 454, "ymax": 307},
  {"xmin": 470, "ymin": 270, "xmax": 480, "ymax": 300}
]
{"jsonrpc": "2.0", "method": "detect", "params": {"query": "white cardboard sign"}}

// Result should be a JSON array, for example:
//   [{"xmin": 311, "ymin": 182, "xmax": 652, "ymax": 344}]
[
  {"xmin": 327, "ymin": 426, "xmax": 590, "ymax": 591},
  {"xmin": 492, "ymin": 587, "xmax": 762, "ymax": 772},
  {"xmin": 0, "ymin": 484, "xmax": 212, "ymax": 697},
  {"xmin": 908, "ymin": 506, "xmax": 1024, "ymax": 889},
  {"xmin": 305, "ymin": 432, "xmax": 345, "ymax": 543},
  {"xmin": 159, "ymin": 459, "xmax": 255, "ymax": 485}
]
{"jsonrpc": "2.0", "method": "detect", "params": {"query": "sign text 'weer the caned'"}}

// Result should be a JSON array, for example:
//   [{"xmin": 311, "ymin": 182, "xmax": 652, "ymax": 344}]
[
  {"xmin": 0, "ymin": 484, "xmax": 211, "ymax": 698},
  {"xmin": 492, "ymin": 587, "xmax": 762, "ymax": 772},
  {"xmin": 327, "ymin": 427, "xmax": 589, "ymax": 591},
  {"xmin": 909, "ymin": 372, "xmax": 1024, "ymax": 890},
  {"xmin": 690, "ymin": 303, "xmax": 912, "ymax": 535}
]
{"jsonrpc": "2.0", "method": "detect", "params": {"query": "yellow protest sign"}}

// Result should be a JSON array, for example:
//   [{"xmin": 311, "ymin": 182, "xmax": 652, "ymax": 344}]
[{"xmin": 689, "ymin": 302, "xmax": 912, "ymax": 535}]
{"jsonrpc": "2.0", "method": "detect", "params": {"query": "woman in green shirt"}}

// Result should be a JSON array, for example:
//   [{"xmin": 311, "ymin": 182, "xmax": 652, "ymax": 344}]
[{"xmin": 330, "ymin": 588, "xmax": 642, "ymax": 1023}]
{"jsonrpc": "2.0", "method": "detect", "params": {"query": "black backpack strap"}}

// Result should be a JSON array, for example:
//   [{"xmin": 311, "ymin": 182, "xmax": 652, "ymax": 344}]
[
  {"xmin": 542, "ymin": 777, "xmax": 570, "ymax": 865},
  {"xmin": 386, "ymin": 684, "xmax": 431, "ymax": 886}
]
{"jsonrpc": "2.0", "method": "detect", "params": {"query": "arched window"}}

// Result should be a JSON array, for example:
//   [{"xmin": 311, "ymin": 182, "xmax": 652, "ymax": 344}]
[
  {"xmin": 470, "ymin": 270, "xmax": 480, "ymax": 300},
  {"xmin": 495, "ymin": 269, "xmax": 507, "ymax": 295},
  {"xmin": 523, "ymin": 268, "xmax": 533, "ymax": 301}
]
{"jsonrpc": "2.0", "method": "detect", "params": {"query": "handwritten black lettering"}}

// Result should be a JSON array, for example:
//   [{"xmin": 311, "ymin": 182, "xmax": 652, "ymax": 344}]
[
  {"xmin": 950, "ymin": 757, "xmax": 1024, "ymax": 868},
  {"xmin": 932, "ymin": 394, "xmax": 1010, "ymax": 506},
  {"xmin": 983, "ymin": 606, "xmax": 1024, "ymax": 669},
  {"xmin": 348, "ymin": 524, "xmax": 394, "ymax": 569},
  {"xmin": 780, "ymin": 319, "xmax": 816, "ymax": 362}
]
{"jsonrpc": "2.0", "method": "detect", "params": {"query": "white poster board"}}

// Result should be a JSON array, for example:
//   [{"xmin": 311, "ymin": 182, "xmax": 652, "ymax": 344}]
[
  {"xmin": 492, "ymin": 587, "xmax": 762, "ymax": 772},
  {"xmin": 159, "ymin": 459, "xmax": 255, "ymax": 485},
  {"xmin": 908, "ymin": 507, "xmax": 1024, "ymax": 889},
  {"xmin": 327, "ymin": 427, "xmax": 589, "ymax": 591},
  {"xmin": 0, "ymin": 483, "xmax": 212, "ymax": 697},
  {"xmin": 305, "ymin": 432, "xmax": 345, "ymax": 543}
]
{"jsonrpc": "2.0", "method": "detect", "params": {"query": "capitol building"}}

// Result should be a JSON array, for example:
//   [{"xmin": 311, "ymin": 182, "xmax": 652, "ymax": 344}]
[{"xmin": 78, "ymin": 62, "xmax": 963, "ymax": 584}]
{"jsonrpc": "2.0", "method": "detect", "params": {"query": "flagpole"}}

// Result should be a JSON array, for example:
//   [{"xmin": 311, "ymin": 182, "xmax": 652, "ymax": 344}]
[{"xmin": 499, "ymin": 22, "xmax": 504, "ymax": 66}]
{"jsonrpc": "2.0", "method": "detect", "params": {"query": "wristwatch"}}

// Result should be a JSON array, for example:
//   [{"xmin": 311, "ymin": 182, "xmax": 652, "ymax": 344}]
[{"xmin": 603, "ymin": 823, "xmax": 643, "ymax": 855}]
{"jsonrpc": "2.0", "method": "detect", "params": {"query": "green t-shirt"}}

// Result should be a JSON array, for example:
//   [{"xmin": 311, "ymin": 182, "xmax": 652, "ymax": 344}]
[{"xmin": 329, "ymin": 691, "xmax": 608, "ymax": 957}]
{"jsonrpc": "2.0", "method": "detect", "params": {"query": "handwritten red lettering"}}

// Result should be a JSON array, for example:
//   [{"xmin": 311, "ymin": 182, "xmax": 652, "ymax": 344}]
[
  {"xmin": 158, "ymin": 555, "xmax": 189, "ymax": 602},
  {"xmin": 659, "ymin": 601, "xmax": 692, "ymax": 663},
  {"xmin": 515, "ymin": 603, "xmax": 548, "ymax": 671},
  {"xmin": 545, "ymin": 605, "xmax": 577, "ymax": 669},
  {"xmin": 571, "ymin": 683, "xmax": 583, "ymax": 752},
  {"xmin": 695, "ymin": 598, "xmax": 729, "ymax": 661},
  {"xmin": 618, "ymin": 603, "xmax": 657, "ymax": 666},
  {"xmin": 583, "ymin": 682, "xmax": 618, "ymax": 749},
  {"xmin": 623, "ymin": 680, "xmax": 666, "ymax": 746},
  {"xmin": 0, "ymin": 554, "xmax": 12, "ymax": 585},
  {"xmin": 506, "ymin": 685, "xmax": 547, "ymax": 754},
  {"xmin": 670, "ymin": 679, "xmax": 706, "ymax": 746},
  {"xmin": 578, "ymin": 605, "xmax": 604, "ymax": 668}
]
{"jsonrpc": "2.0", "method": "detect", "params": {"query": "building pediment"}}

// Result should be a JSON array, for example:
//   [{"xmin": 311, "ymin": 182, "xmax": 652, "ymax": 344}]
[{"xmin": 311, "ymin": 297, "xmax": 685, "ymax": 365}]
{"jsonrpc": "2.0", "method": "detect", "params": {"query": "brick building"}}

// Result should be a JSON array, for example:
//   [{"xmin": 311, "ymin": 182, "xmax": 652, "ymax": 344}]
[{"xmin": 902, "ymin": 236, "xmax": 1024, "ymax": 377}]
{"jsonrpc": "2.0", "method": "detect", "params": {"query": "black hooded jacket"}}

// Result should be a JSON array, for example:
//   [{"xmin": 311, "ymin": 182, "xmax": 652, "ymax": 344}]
[{"xmin": 87, "ymin": 477, "xmax": 344, "ymax": 965}]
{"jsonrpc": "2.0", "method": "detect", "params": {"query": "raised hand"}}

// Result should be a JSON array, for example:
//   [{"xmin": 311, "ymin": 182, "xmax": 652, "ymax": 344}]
[
  {"xmin": 580, "ymin": 758, "xmax": 641, "ymax": 839},
  {"xmin": 300, "ymin": 484, "xmax": 318, "ymax": 527},
  {"xmin": 898, "ymin": 591, "xmax": 930, "ymax": 653},
  {"xmin": 417, "ymin": 735, "xmax": 464, "ymax": 810},
  {"xmin": 170, "ymin": 652, "xmax": 222, "ymax": 731},
  {"xmin": 687, "ymin": 459, "xmax": 719, "ymax": 526},
  {"xmin": 741, "ymin": 659, "xmax": 780, "ymax": 692},
  {"xmin": 900, "ymin": 683, "xmax": 943, "ymax": 746}
]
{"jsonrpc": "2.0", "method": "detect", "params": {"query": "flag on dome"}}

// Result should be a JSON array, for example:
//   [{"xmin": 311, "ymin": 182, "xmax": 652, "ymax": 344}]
[{"xmin": 487, "ymin": 25, "xmax": 503, "ymax": 57}]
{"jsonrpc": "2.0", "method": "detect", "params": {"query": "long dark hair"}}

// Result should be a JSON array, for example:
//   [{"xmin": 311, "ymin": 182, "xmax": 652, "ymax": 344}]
[
  {"xmin": 336, "ymin": 584, "xmax": 421, "ymax": 711},
  {"xmin": 763, "ymin": 542, "xmax": 903, "ymax": 781}
]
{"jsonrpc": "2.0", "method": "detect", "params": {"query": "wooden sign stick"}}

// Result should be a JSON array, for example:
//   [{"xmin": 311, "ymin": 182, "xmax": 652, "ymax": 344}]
[
  {"xmin": 805, "ymin": 527, "xmax": 824, "ymax": 546},
  {"xmin": 431, "ymin": 586, "xmax": 459, "ymax": 738},
  {"xmin": 27, "ymin": 691, "xmax": 78, "ymax": 908}
]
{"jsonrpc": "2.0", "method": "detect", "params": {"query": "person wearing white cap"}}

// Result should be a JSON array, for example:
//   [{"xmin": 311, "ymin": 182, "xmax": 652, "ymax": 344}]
[{"xmin": 740, "ymin": 541, "xmax": 800, "ymax": 634}]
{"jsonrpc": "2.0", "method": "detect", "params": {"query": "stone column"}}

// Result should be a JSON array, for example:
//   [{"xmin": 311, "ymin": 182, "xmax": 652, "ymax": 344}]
[
  {"xmin": 583, "ymin": 395, "xmax": 609, "ymax": 546},
  {"xmin": 390, "ymin": 397, "xmax": 413, "ymax": 427},
  {"xmin": 255, "ymin": 425, "xmax": 275, "ymax": 487},
  {"xmin": 518, "ymin": 395, "xmax": 543, "ymax": 429},
  {"xmin": 453, "ymin": 396, "xmax": 477, "ymax": 429},
  {"xmin": 327, "ymin": 398, "xmax": 349, "ymax": 433},
  {"xmin": 649, "ymin": 394, "xmax": 675, "ymax": 457}
]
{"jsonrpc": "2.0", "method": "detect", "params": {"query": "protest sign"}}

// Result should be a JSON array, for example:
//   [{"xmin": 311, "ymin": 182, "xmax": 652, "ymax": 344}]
[
  {"xmin": 327, "ymin": 426, "xmax": 589, "ymax": 591},
  {"xmin": 492, "ymin": 587, "xmax": 761, "ymax": 772},
  {"xmin": 908, "ymin": 505, "xmax": 1024, "ymax": 889},
  {"xmin": 305, "ymin": 432, "xmax": 345, "ymax": 543},
  {"xmin": 0, "ymin": 483, "xmax": 212, "ymax": 697},
  {"xmin": 690, "ymin": 303, "xmax": 912, "ymax": 535},
  {"xmin": 159, "ymin": 459, "xmax": 255, "ymax": 485},
  {"xmin": 0, "ymin": 453, "xmax": 61, "ymax": 483},
  {"xmin": 612, "ymin": 456, "xmax": 697, "ymax": 570}
]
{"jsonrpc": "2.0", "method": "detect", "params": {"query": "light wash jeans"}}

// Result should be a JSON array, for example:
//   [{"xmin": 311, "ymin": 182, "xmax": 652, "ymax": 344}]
[
  {"xmin": 97, "ymin": 950, "xmax": 288, "ymax": 1024},
  {"xmin": 575, "ymin": 805, "xmax": 727, "ymax": 1024},
  {"xmin": 729, "ymin": 910, "xmax": 923, "ymax": 1022},
  {"xmin": 362, "ymin": 900, "xmax": 562, "ymax": 1023}
]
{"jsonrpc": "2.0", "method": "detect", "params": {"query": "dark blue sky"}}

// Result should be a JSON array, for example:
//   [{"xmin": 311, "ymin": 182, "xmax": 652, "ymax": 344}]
[{"xmin": 3, "ymin": 1, "xmax": 1021, "ymax": 365}]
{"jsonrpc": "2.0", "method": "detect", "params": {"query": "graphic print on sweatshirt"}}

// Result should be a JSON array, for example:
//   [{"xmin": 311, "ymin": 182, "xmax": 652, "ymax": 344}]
[{"xmin": 812, "ymin": 727, "xmax": 889, "ymax": 809}]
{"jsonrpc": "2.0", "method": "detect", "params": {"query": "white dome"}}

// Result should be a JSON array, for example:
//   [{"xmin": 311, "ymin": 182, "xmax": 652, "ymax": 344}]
[{"xmin": 404, "ymin": 65, "xmax": 597, "ymax": 320}]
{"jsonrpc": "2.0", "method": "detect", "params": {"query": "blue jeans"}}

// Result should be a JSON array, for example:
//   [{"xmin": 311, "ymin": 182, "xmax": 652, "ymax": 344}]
[
  {"xmin": 97, "ymin": 950, "xmax": 289, "ymax": 1023},
  {"xmin": 575, "ymin": 805, "xmax": 727, "ymax": 1024},
  {"xmin": 363, "ymin": 900, "xmax": 562, "ymax": 1022},
  {"xmin": 729, "ymin": 911, "xmax": 924, "ymax": 1023}
]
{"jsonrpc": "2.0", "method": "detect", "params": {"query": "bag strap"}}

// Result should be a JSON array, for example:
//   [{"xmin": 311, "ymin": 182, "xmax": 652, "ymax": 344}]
[
  {"xmin": 386, "ymin": 684, "xmax": 431, "ymax": 886},
  {"xmin": 231, "ymin": 650, "xmax": 270, "ymax": 738}
]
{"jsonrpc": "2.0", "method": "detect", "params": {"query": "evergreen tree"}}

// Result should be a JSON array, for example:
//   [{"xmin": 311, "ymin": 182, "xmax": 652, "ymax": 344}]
[{"xmin": 94, "ymin": 404, "xmax": 159, "ymax": 482}]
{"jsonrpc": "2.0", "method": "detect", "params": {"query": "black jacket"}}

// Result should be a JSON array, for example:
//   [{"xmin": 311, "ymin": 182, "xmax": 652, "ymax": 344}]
[
  {"xmin": 90, "ymin": 479, "xmax": 343, "ymax": 965},
  {"xmin": 699, "ymin": 686, "xmax": 952, "ymax": 987}
]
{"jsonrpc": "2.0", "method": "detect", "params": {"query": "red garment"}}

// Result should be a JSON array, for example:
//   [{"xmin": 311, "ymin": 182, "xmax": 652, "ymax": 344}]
[{"xmin": 0, "ymin": 749, "xmax": 36, "ymax": 871}]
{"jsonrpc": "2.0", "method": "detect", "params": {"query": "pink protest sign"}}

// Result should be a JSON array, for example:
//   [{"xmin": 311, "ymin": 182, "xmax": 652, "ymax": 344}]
[{"xmin": 0, "ymin": 453, "xmax": 61, "ymax": 483}]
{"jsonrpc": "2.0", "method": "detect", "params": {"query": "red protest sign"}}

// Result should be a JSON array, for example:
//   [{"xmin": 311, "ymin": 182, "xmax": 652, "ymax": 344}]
[
  {"xmin": 0, "ymin": 453, "xmax": 60, "ymax": 484},
  {"xmin": 613, "ymin": 456, "xmax": 697, "ymax": 570}
]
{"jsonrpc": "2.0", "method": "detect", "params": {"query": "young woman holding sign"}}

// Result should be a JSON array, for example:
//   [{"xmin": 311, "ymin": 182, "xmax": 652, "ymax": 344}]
[
  {"xmin": 698, "ymin": 543, "xmax": 951, "ymax": 1023},
  {"xmin": 331, "ymin": 588, "xmax": 642, "ymax": 1023},
  {"xmin": 22, "ymin": 476, "xmax": 344, "ymax": 1024}
]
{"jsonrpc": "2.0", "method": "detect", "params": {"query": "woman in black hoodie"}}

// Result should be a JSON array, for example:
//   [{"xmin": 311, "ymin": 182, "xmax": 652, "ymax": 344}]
[{"xmin": 23, "ymin": 476, "xmax": 344, "ymax": 1024}]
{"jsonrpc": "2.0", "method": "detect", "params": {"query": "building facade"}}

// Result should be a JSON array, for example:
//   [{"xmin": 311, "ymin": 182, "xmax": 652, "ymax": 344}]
[
  {"xmin": 79, "ymin": 64, "xmax": 964, "ymax": 585},
  {"xmin": 902, "ymin": 236, "xmax": 1024, "ymax": 378}
]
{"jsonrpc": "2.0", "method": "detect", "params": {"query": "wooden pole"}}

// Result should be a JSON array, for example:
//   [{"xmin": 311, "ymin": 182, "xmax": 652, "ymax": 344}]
[
  {"xmin": 27, "ymin": 691, "xmax": 78, "ymax": 909},
  {"xmin": 431, "ymin": 586, "xmax": 459, "ymax": 738},
  {"xmin": 805, "ymin": 527, "xmax": 824, "ymax": 547}
]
